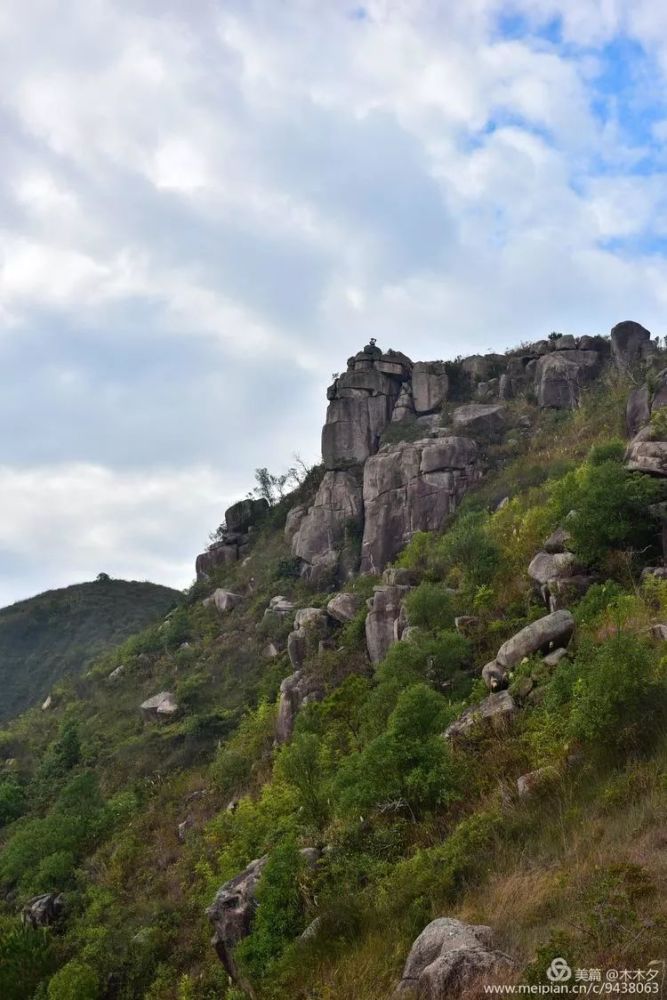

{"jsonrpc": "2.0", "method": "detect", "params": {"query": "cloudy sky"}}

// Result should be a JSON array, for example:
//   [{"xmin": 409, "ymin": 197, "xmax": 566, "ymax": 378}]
[{"xmin": 2, "ymin": 0, "xmax": 667, "ymax": 604}]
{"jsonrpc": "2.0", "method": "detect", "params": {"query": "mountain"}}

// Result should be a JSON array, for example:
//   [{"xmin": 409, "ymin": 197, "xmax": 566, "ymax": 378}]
[
  {"xmin": 0, "ymin": 578, "xmax": 181, "ymax": 722},
  {"xmin": 1, "ymin": 321, "xmax": 667, "ymax": 1000}
]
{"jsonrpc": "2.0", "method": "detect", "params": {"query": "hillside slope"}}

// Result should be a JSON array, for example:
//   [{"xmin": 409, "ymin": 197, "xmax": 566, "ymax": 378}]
[
  {"xmin": 1, "ymin": 324, "xmax": 667, "ymax": 1000},
  {"xmin": 0, "ymin": 578, "xmax": 181, "ymax": 722}
]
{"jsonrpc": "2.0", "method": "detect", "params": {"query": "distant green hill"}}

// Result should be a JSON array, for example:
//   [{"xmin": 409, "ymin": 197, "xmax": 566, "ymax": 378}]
[{"xmin": 0, "ymin": 578, "xmax": 181, "ymax": 721}]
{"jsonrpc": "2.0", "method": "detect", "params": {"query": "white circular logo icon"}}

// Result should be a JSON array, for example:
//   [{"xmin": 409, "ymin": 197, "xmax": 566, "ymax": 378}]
[{"xmin": 547, "ymin": 957, "xmax": 572, "ymax": 983}]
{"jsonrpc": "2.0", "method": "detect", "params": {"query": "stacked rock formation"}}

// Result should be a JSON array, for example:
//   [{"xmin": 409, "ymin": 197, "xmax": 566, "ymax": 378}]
[{"xmin": 195, "ymin": 498, "xmax": 268, "ymax": 581}]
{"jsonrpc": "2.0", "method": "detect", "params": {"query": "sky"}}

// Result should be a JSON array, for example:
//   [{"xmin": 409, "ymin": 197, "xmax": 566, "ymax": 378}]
[{"xmin": 2, "ymin": 0, "xmax": 667, "ymax": 605}]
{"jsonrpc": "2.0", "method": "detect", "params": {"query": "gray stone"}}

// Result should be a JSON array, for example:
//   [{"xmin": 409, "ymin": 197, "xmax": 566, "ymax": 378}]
[
  {"xmin": 140, "ymin": 691, "xmax": 178, "ymax": 721},
  {"xmin": 207, "ymin": 856, "xmax": 268, "ymax": 986},
  {"xmin": 284, "ymin": 504, "xmax": 308, "ymax": 544},
  {"xmin": 41, "ymin": 694, "xmax": 53, "ymax": 711},
  {"xmin": 451, "ymin": 403, "xmax": 505, "ymax": 436},
  {"xmin": 195, "ymin": 543, "xmax": 238, "ymax": 581},
  {"xmin": 203, "ymin": 589, "xmax": 243, "ymax": 614},
  {"xmin": 482, "ymin": 660, "xmax": 507, "ymax": 691},
  {"xmin": 22, "ymin": 893, "xmax": 65, "ymax": 928},
  {"xmin": 326, "ymin": 592, "xmax": 363, "ymax": 623},
  {"xmin": 275, "ymin": 670, "xmax": 324, "ymax": 743},
  {"xmin": 412, "ymin": 362, "xmax": 449, "ymax": 414},
  {"xmin": 177, "ymin": 816, "xmax": 194, "ymax": 843},
  {"xmin": 394, "ymin": 917, "xmax": 513, "ymax": 999},
  {"xmin": 225, "ymin": 497, "xmax": 269, "ymax": 533},
  {"xmin": 626, "ymin": 384, "xmax": 651, "ymax": 438},
  {"xmin": 391, "ymin": 382, "xmax": 415, "ymax": 423},
  {"xmin": 360, "ymin": 437, "xmax": 480, "ymax": 574},
  {"xmin": 496, "ymin": 610, "xmax": 575, "ymax": 669},
  {"xmin": 527, "ymin": 551, "xmax": 578, "ymax": 586},
  {"xmin": 455, "ymin": 615, "xmax": 480, "ymax": 635},
  {"xmin": 650, "ymin": 623, "xmax": 667, "ymax": 640},
  {"xmin": 626, "ymin": 437, "xmax": 667, "ymax": 476},
  {"xmin": 547, "ymin": 575, "xmax": 596, "ymax": 612},
  {"xmin": 444, "ymin": 691, "xmax": 517, "ymax": 739},
  {"xmin": 642, "ymin": 566, "xmax": 667, "ymax": 581},
  {"xmin": 108, "ymin": 664, "xmax": 126, "ymax": 682},
  {"xmin": 461, "ymin": 354, "xmax": 505, "ymax": 381},
  {"xmin": 611, "ymin": 320, "xmax": 651, "ymax": 368},
  {"xmin": 543, "ymin": 647, "xmax": 570, "ymax": 668},
  {"xmin": 292, "ymin": 470, "xmax": 363, "ymax": 582},
  {"xmin": 543, "ymin": 526, "xmax": 572, "ymax": 554},
  {"xmin": 535, "ymin": 352, "xmax": 600, "ymax": 409},
  {"xmin": 365, "ymin": 585, "xmax": 411, "ymax": 664},
  {"xmin": 517, "ymin": 766, "xmax": 559, "ymax": 798},
  {"xmin": 554, "ymin": 334, "xmax": 577, "ymax": 350}
]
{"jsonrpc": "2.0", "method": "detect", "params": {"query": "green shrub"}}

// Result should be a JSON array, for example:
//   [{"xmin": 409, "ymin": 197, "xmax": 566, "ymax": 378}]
[
  {"xmin": 48, "ymin": 960, "xmax": 99, "ymax": 1000},
  {"xmin": 0, "ymin": 919, "xmax": 57, "ymax": 1000},
  {"xmin": 333, "ymin": 684, "xmax": 464, "ymax": 818},
  {"xmin": 588, "ymin": 439, "xmax": 625, "ymax": 465},
  {"xmin": 236, "ymin": 838, "xmax": 306, "ymax": 980},
  {"xmin": 568, "ymin": 635, "xmax": 666, "ymax": 756},
  {"xmin": 0, "ymin": 777, "xmax": 25, "ymax": 827},
  {"xmin": 404, "ymin": 583, "xmax": 455, "ymax": 632},
  {"xmin": 551, "ymin": 462, "xmax": 663, "ymax": 566},
  {"xmin": 380, "ymin": 631, "xmax": 472, "ymax": 692}
]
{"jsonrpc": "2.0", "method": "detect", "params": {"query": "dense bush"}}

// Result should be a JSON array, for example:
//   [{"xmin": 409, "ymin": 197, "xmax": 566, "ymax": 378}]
[{"xmin": 404, "ymin": 583, "xmax": 455, "ymax": 632}]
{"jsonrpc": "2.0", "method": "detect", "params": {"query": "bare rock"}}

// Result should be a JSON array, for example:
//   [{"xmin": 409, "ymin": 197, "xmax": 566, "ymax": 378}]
[
  {"xmin": 496, "ymin": 611, "xmax": 575, "ymax": 669},
  {"xmin": 292, "ymin": 470, "xmax": 363, "ymax": 583},
  {"xmin": 455, "ymin": 615, "xmax": 480, "ymax": 636},
  {"xmin": 196, "ymin": 543, "xmax": 238, "ymax": 581},
  {"xmin": 284, "ymin": 504, "xmax": 308, "ymax": 544},
  {"xmin": 452, "ymin": 403, "xmax": 505, "ymax": 437},
  {"xmin": 543, "ymin": 647, "xmax": 570, "ymax": 668},
  {"xmin": 327, "ymin": 592, "xmax": 363, "ymax": 623},
  {"xmin": 535, "ymin": 352, "xmax": 600, "ymax": 409},
  {"xmin": 225, "ymin": 497, "xmax": 269, "ymax": 534},
  {"xmin": 444, "ymin": 691, "xmax": 517, "ymax": 739},
  {"xmin": 394, "ymin": 917, "xmax": 514, "ymax": 998},
  {"xmin": 41, "ymin": 694, "xmax": 53, "ymax": 711},
  {"xmin": 543, "ymin": 526, "xmax": 572, "ymax": 554},
  {"xmin": 22, "ymin": 893, "xmax": 65, "ymax": 928},
  {"xmin": 361, "ymin": 437, "xmax": 480, "ymax": 574},
  {"xmin": 626, "ymin": 384, "xmax": 651, "ymax": 438},
  {"xmin": 140, "ymin": 691, "xmax": 178, "ymax": 721},
  {"xmin": 481, "ymin": 661, "xmax": 507, "ymax": 692},
  {"xmin": 517, "ymin": 766, "xmax": 559, "ymax": 798},
  {"xmin": 203, "ymin": 589, "xmax": 243, "ymax": 614},
  {"xmin": 412, "ymin": 362, "xmax": 449, "ymax": 414},
  {"xmin": 611, "ymin": 320, "xmax": 651, "ymax": 368},
  {"xmin": 275, "ymin": 670, "xmax": 324, "ymax": 743},
  {"xmin": 527, "ymin": 551, "xmax": 578, "ymax": 586},
  {"xmin": 207, "ymin": 856, "xmax": 268, "ymax": 985},
  {"xmin": 365, "ymin": 584, "xmax": 411, "ymax": 664},
  {"xmin": 626, "ymin": 437, "xmax": 667, "ymax": 476},
  {"xmin": 107, "ymin": 664, "xmax": 126, "ymax": 682},
  {"xmin": 177, "ymin": 816, "xmax": 194, "ymax": 843}
]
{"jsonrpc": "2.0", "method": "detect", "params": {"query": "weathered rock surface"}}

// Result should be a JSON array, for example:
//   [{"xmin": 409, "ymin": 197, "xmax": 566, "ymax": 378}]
[
  {"xmin": 292, "ymin": 470, "xmax": 363, "ymax": 583},
  {"xmin": 264, "ymin": 595, "xmax": 297, "ymax": 619},
  {"xmin": 481, "ymin": 661, "xmax": 508, "ymax": 692},
  {"xmin": 287, "ymin": 608, "xmax": 328, "ymax": 670},
  {"xmin": 360, "ymin": 437, "xmax": 480, "ymax": 573},
  {"xmin": 284, "ymin": 504, "xmax": 308, "ymax": 544},
  {"xmin": 611, "ymin": 320, "xmax": 651, "ymax": 368},
  {"xmin": 626, "ymin": 438, "xmax": 667, "ymax": 476},
  {"xmin": 140, "ymin": 691, "xmax": 178, "ymax": 721},
  {"xmin": 443, "ymin": 691, "xmax": 517, "ymax": 739},
  {"xmin": 365, "ymin": 584, "xmax": 411, "ymax": 664},
  {"xmin": 534, "ymin": 351, "xmax": 600, "ymax": 409},
  {"xmin": 207, "ymin": 856, "xmax": 268, "ymax": 983},
  {"xmin": 527, "ymin": 552, "xmax": 578, "ymax": 586},
  {"xmin": 626, "ymin": 384, "xmax": 651, "ymax": 437},
  {"xmin": 496, "ymin": 610, "xmax": 575, "ymax": 669},
  {"xmin": 412, "ymin": 362, "xmax": 449, "ymax": 414},
  {"xmin": 225, "ymin": 498, "xmax": 269, "ymax": 534},
  {"xmin": 517, "ymin": 766, "xmax": 559, "ymax": 798},
  {"xmin": 195, "ymin": 543, "xmax": 238, "ymax": 580},
  {"xmin": 326, "ymin": 592, "xmax": 363, "ymax": 623},
  {"xmin": 452, "ymin": 403, "xmax": 505, "ymax": 436},
  {"xmin": 543, "ymin": 526, "xmax": 572, "ymax": 554},
  {"xmin": 22, "ymin": 893, "xmax": 65, "ymax": 928},
  {"xmin": 394, "ymin": 917, "xmax": 513, "ymax": 998},
  {"xmin": 275, "ymin": 670, "xmax": 324, "ymax": 743},
  {"xmin": 203, "ymin": 589, "xmax": 243, "ymax": 614}
]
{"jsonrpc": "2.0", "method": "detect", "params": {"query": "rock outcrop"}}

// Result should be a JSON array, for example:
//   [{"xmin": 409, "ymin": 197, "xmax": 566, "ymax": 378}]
[
  {"xmin": 360, "ymin": 437, "xmax": 480, "ymax": 573},
  {"xmin": 411, "ymin": 362, "xmax": 449, "ymax": 414},
  {"xmin": 443, "ymin": 691, "xmax": 517, "ymax": 739},
  {"xmin": 611, "ymin": 320, "xmax": 652, "ymax": 368},
  {"xmin": 326, "ymin": 592, "xmax": 363, "ymax": 623},
  {"xmin": 195, "ymin": 498, "xmax": 268, "ymax": 580},
  {"xmin": 275, "ymin": 669, "xmax": 324, "ymax": 743},
  {"xmin": 394, "ymin": 917, "xmax": 514, "ymax": 998},
  {"xmin": 291, "ymin": 470, "xmax": 363, "ymax": 585},
  {"xmin": 365, "ymin": 584, "xmax": 411, "ymax": 664},
  {"xmin": 202, "ymin": 589, "xmax": 243, "ymax": 614},
  {"xmin": 496, "ymin": 610, "xmax": 575, "ymax": 670},
  {"xmin": 22, "ymin": 893, "xmax": 66, "ymax": 928},
  {"xmin": 140, "ymin": 691, "xmax": 178, "ymax": 721}
]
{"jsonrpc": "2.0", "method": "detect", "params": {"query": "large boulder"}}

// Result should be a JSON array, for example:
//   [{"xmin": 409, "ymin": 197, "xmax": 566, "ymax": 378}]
[
  {"xmin": 195, "ymin": 543, "xmax": 238, "ymax": 581},
  {"xmin": 140, "ymin": 691, "xmax": 178, "ymax": 721},
  {"xmin": 360, "ymin": 437, "xmax": 480, "ymax": 573},
  {"xmin": 443, "ymin": 691, "xmax": 517, "ymax": 739},
  {"xmin": 626, "ymin": 437, "xmax": 667, "ymax": 476},
  {"xmin": 275, "ymin": 670, "xmax": 324, "ymax": 743},
  {"xmin": 611, "ymin": 320, "xmax": 651, "ymax": 368},
  {"xmin": 365, "ymin": 584, "xmax": 411, "ymax": 664},
  {"xmin": 535, "ymin": 352, "xmax": 600, "ymax": 409},
  {"xmin": 495, "ymin": 610, "xmax": 575, "ymax": 670},
  {"xmin": 394, "ymin": 917, "xmax": 513, "ymax": 998},
  {"xmin": 207, "ymin": 856, "xmax": 268, "ymax": 984},
  {"xmin": 412, "ymin": 362, "xmax": 449, "ymax": 414},
  {"xmin": 287, "ymin": 608, "xmax": 328, "ymax": 670},
  {"xmin": 284, "ymin": 504, "xmax": 308, "ymax": 544},
  {"xmin": 292, "ymin": 470, "xmax": 363, "ymax": 583},
  {"xmin": 225, "ymin": 497, "xmax": 269, "ymax": 533},
  {"xmin": 527, "ymin": 551, "xmax": 578, "ymax": 586},
  {"xmin": 203, "ymin": 589, "xmax": 243, "ymax": 614},
  {"xmin": 22, "ymin": 893, "xmax": 65, "ymax": 928},
  {"xmin": 461, "ymin": 354, "xmax": 505, "ymax": 381},
  {"xmin": 626, "ymin": 384, "xmax": 651, "ymax": 438},
  {"xmin": 452, "ymin": 403, "xmax": 505, "ymax": 437},
  {"xmin": 326, "ymin": 592, "xmax": 363, "ymax": 623}
]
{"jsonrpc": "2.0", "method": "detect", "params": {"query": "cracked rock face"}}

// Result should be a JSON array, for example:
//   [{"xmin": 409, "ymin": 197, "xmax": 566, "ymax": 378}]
[
  {"xmin": 495, "ymin": 610, "xmax": 575, "ymax": 670},
  {"xmin": 360, "ymin": 437, "xmax": 480, "ymax": 574},
  {"xmin": 292, "ymin": 470, "xmax": 364, "ymax": 584},
  {"xmin": 394, "ymin": 917, "xmax": 514, "ymax": 999},
  {"xmin": 365, "ymin": 584, "xmax": 412, "ymax": 664}
]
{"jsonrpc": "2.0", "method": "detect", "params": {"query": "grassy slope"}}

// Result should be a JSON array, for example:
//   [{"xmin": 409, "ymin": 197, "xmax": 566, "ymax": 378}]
[
  {"xmin": 1, "ymin": 371, "xmax": 666, "ymax": 999},
  {"xmin": 0, "ymin": 578, "xmax": 181, "ymax": 722}
]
